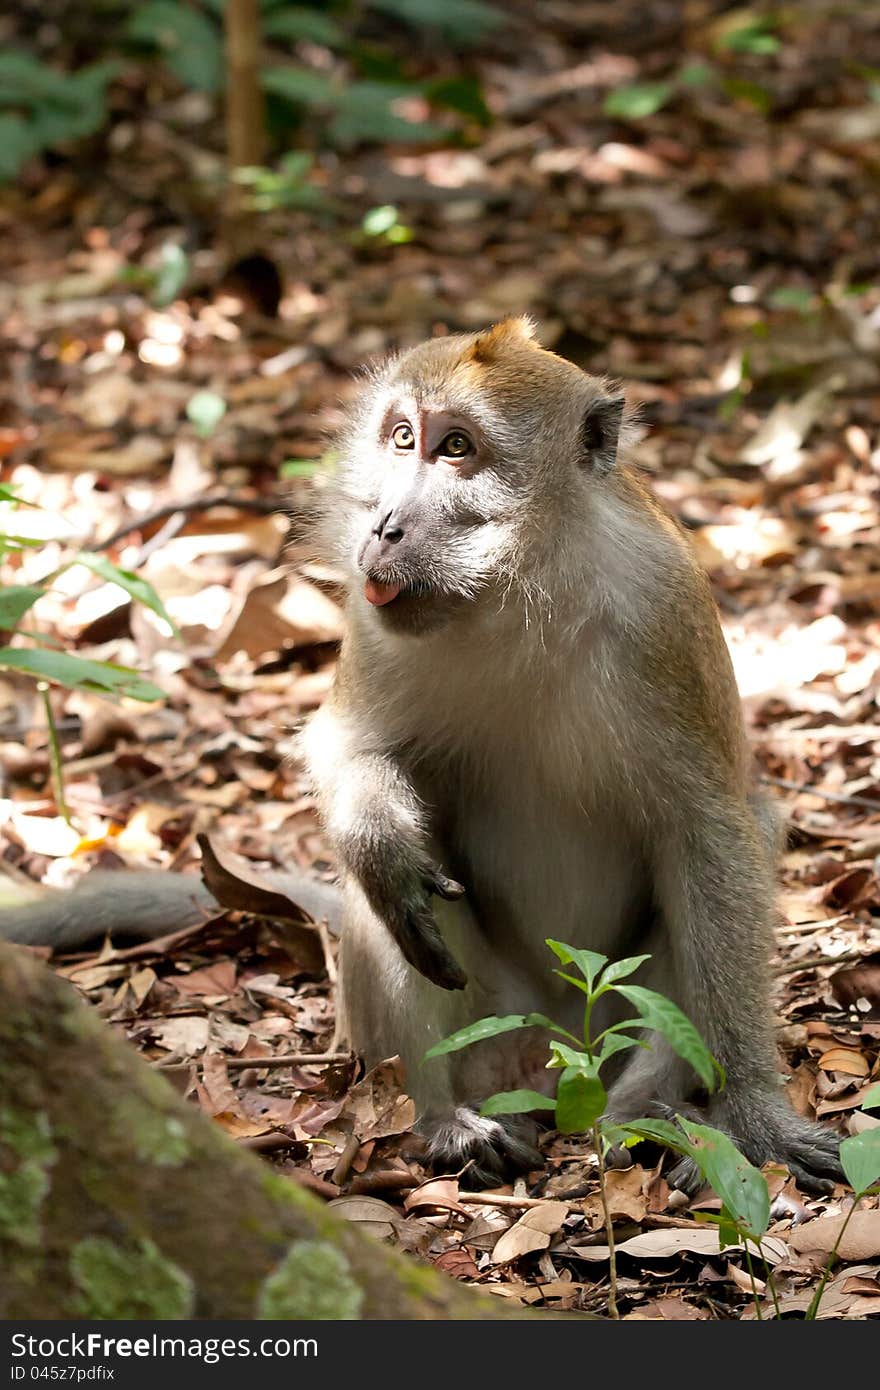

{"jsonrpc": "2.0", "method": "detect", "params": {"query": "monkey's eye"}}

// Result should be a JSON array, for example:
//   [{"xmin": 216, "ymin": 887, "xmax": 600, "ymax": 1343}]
[
  {"xmin": 439, "ymin": 430, "xmax": 472, "ymax": 459},
  {"xmin": 391, "ymin": 422, "xmax": 415, "ymax": 450}
]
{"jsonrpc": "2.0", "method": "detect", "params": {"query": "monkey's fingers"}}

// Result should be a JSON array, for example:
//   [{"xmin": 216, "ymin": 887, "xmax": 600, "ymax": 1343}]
[
  {"xmin": 394, "ymin": 905, "xmax": 468, "ymax": 991},
  {"xmin": 426, "ymin": 869, "xmax": 466, "ymax": 901}
]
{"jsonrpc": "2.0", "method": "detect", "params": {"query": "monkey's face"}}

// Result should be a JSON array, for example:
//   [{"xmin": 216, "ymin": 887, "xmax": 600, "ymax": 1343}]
[
  {"xmin": 349, "ymin": 396, "xmax": 515, "ymax": 633},
  {"xmin": 335, "ymin": 319, "xmax": 625, "ymax": 635}
]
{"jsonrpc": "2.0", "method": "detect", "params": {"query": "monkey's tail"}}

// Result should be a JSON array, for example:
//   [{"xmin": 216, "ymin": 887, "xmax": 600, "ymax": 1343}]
[{"xmin": 0, "ymin": 869, "xmax": 341, "ymax": 952}]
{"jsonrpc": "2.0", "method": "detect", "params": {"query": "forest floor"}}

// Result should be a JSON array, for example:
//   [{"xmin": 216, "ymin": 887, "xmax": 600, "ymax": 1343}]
[{"xmin": 1, "ymin": 0, "xmax": 880, "ymax": 1318}]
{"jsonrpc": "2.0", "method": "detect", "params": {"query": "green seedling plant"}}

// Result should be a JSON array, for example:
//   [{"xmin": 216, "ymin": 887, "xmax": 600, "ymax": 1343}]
[
  {"xmin": 805, "ymin": 1083, "xmax": 880, "ymax": 1319},
  {"xmin": 0, "ymin": 485, "xmax": 172, "ymax": 817},
  {"xmin": 423, "ymin": 939, "xmax": 865, "ymax": 1320}
]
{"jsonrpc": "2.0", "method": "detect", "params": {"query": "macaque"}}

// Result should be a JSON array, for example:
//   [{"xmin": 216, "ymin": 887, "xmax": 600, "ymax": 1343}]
[{"xmin": 301, "ymin": 316, "xmax": 842, "ymax": 1192}]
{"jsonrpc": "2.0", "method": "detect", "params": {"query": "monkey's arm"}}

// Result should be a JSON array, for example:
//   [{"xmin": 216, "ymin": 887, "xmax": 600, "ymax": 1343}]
[
  {"xmin": 301, "ymin": 701, "xmax": 466, "ymax": 990},
  {"xmin": 0, "ymin": 872, "xmax": 218, "ymax": 950}
]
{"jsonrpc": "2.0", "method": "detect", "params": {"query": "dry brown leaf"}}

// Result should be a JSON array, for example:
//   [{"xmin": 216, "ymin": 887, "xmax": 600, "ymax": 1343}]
[
  {"xmin": 405, "ymin": 1178, "xmax": 468, "ymax": 1216},
  {"xmin": 326, "ymin": 1195, "xmax": 398, "ymax": 1241},
  {"xmin": 788, "ymin": 1210, "xmax": 880, "ymax": 1260},
  {"xmin": 817, "ymin": 1048, "xmax": 870, "ymax": 1077},
  {"xmin": 211, "ymin": 1112, "xmax": 272, "ymax": 1139},
  {"xmin": 582, "ymin": 1165, "xmax": 647, "ymax": 1227},
  {"xmin": 216, "ymin": 572, "xmax": 343, "ymax": 660},
  {"xmin": 127, "ymin": 966, "xmax": 157, "ymax": 1007},
  {"xmin": 148, "ymin": 1015, "xmax": 210, "ymax": 1056},
  {"xmin": 433, "ymin": 1247, "xmax": 480, "ymax": 1281},
  {"xmin": 340, "ymin": 1057, "xmax": 416, "ymax": 1141},
  {"xmin": 168, "ymin": 960, "xmax": 237, "ymax": 998},
  {"xmin": 491, "ymin": 1202, "xmax": 567, "ymax": 1265},
  {"xmin": 638, "ymin": 1296, "xmax": 708, "ymax": 1320},
  {"xmin": 572, "ymin": 1227, "xmax": 788, "ymax": 1263}
]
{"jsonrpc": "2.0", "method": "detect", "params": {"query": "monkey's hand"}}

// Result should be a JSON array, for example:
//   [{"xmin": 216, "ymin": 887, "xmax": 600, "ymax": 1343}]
[{"xmin": 354, "ymin": 847, "xmax": 467, "ymax": 991}]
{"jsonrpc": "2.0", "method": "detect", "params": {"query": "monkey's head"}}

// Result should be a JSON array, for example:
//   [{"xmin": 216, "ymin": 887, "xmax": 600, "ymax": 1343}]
[{"xmin": 335, "ymin": 316, "xmax": 625, "ymax": 634}]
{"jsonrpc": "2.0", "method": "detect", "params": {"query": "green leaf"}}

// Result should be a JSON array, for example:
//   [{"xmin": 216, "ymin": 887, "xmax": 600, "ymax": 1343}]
[
  {"xmin": 679, "ymin": 61, "xmax": 715, "ymax": 88},
  {"xmin": 152, "ymin": 243, "xmax": 189, "ymax": 307},
  {"xmin": 604, "ymin": 82, "xmax": 673, "ymax": 120},
  {"xmin": 614, "ymin": 984, "xmax": 724, "ymax": 1092},
  {"xmin": 0, "ymin": 536, "xmax": 44, "ymax": 555},
  {"xmin": 0, "ymin": 585, "xmax": 45, "ymax": 628},
  {"xmin": 545, "ymin": 939, "xmax": 607, "ymax": 992},
  {"xmin": 425, "ymin": 75, "xmax": 491, "ymax": 126},
  {"xmin": 615, "ymin": 1116, "xmax": 692, "ymax": 1156},
  {"xmin": 262, "ymin": 65, "xmax": 339, "ymax": 107},
  {"xmin": 679, "ymin": 1119, "xmax": 770, "ymax": 1239},
  {"xmin": 768, "ymin": 286, "xmax": 815, "ymax": 314},
  {"xmin": 329, "ymin": 82, "xmax": 445, "ymax": 147},
  {"xmin": 262, "ymin": 7, "xmax": 348, "ymax": 47},
  {"xmin": 861, "ymin": 1084, "xmax": 880, "ymax": 1111},
  {"xmin": 717, "ymin": 21, "xmax": 780, "ymax": 55},
  {"xmin": 128, "ymin": 2, "xmax": 223, "ymax": 92},
  {"xmin": 600, "ymin": 954, "xmax": 652, "ymax": 985},
  {"xmin": 422, "ymin": 1013, "xmax": 536, "ymax": 1061},
  {"xmin": 0, "ymin": 114, "xmax": 38, "ymax": 181},
  {"xmin": 186, "ymin": 390, "xmax": 227, "ymax": 438},
  {"xmin": 547, "ymin": 1041, "xmax": 596, "ymax": 1075},
  {"xmin": 74, "ymin": 555, "xmax": 179, "ymax": 636},
  {"xmin": 555, "ymin": 1068, "xmax": 606, "ymax": 1135},
  {"xmin": 596, "ymin": 1032, "xmax": 645, "ymax": 1066},
  {"xmin": 480, "ymin": 1090, "xmax": 552, "ymax": 1117},
  {"xmin": 840, "ymin": 1129, "xmax": 880, "ymax": 1195},
  {"xmin": 362, "ymin": 204, "xmax": 402, "ymax": 236},
  {"xmin": 722, "ymin": 77, "xmax": 771, "ymax": 113},
  {"xmin": 0, "ymin": 648, "xmax": 164, "ymax": 701},
  {"xmin": 368, "ymin": 0, "xmax": 505, "ymax": 45}
]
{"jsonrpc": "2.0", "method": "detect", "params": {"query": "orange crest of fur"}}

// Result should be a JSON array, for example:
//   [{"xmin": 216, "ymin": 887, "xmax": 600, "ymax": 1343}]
[{"xmin": 468, "ymin": 316, "xmax": 538, "ymax": 365}]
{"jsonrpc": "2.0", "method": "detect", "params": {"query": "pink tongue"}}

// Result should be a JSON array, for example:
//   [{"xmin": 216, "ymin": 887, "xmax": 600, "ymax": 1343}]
[{"xmin": 364, "ymin": 578, "xmax": 403, "ymax": 607}]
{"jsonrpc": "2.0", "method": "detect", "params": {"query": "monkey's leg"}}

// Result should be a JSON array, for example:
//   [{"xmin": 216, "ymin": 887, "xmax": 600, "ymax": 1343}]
[
  {"xmin": 337, "ymin": 884, "xmax": 544, "ymax": 1187},
  {"xmin": 650, "ymin": 798, "xmax": 842, "ymax": 1194}
]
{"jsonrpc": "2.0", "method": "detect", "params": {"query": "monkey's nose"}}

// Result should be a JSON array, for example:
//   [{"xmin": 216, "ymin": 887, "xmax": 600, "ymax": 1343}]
[{"xmin": 372, "ymin": 510, "xmax": 405, "ymax": 544}]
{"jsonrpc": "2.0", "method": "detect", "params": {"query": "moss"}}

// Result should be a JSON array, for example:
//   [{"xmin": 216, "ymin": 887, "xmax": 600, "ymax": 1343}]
[
  {"xmin": 113, "ymin": 1099, "xmax": 189, "ymax": 1168},
  {"xmin": 0, "ymin": 1109, "xmax": 56, "ymax": 1248},
  {"xmin": 70, "ymin": 1237, "xmax": 194, "ymax": 1318},
  {"xmin": 256, "ymin": 1241, "xmax": 364, "ymax": 1320}
]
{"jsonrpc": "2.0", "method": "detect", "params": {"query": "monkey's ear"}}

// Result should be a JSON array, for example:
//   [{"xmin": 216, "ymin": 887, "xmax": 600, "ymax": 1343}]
[{"xmin": 581, "ymin": 392, "xmax": 625, "ymax": 475}]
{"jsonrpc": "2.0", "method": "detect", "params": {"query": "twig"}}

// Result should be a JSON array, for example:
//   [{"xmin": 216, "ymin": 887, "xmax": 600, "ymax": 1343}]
[
  {"xmin": 221, "ymin": 1051, "xmax": 350, "ymax": 1070},
  {"xmin": 332, "ymin": 1133, "xmax": 361, "ymax": 1187},
  {"xmin": 345, "ymin": 1170, "xmax": 414, "ymax": 1196},
  {"xmin": 592, "ymin": 1122, "xmax": 619, "ymax": 1319},
  {"xmin": 319, "ymin": 920, "xmax": 338, "ymax": 985},
  {"xmin": 754, "ymin": 726, "xmax": 880, "ymax": 748},
  {"xmin": 774, "ymin": 949, "xmax": 864, "ymax": 977},
  {"xmin": 39, "ymin": 683, "xmax": 70, "ymax": 825},
  {"xmin": 761, "ymin": 774, "xmax": 880, "ymax": 814},
  {"xmin": 85, "ymin": 495, "xmax": 284, "ymax": 553}
]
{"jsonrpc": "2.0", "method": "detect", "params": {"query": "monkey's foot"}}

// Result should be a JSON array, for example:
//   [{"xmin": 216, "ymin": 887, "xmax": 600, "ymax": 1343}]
[
  {"xmin": 422, "ymin": 1107, "xmax": 543, "ymax": 1189},
  {"xmin": 666, "ymin": 1094, "xmax": 843, "ymax": 1197}
]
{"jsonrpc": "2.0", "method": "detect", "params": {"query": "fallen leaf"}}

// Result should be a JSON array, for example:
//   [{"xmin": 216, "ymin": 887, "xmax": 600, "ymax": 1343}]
[
  {"xmin": 788, "ymin": 1211, "xmax": 880, "ymax": 1260},
  {"xmin": 327, "ymin": 1195, "xmax": 398, "ymax": 1241},
  {"xmin": 817, "ymin": 1048, "xmax": 870, "ymax": 1077},
  {"xmin": 571, "ymin": 1227, "xmax": 788, "ymax": 1263},
  {"xmin": 491, "ymin": 1202, "xmax": 567, "ymax": 1265}
]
